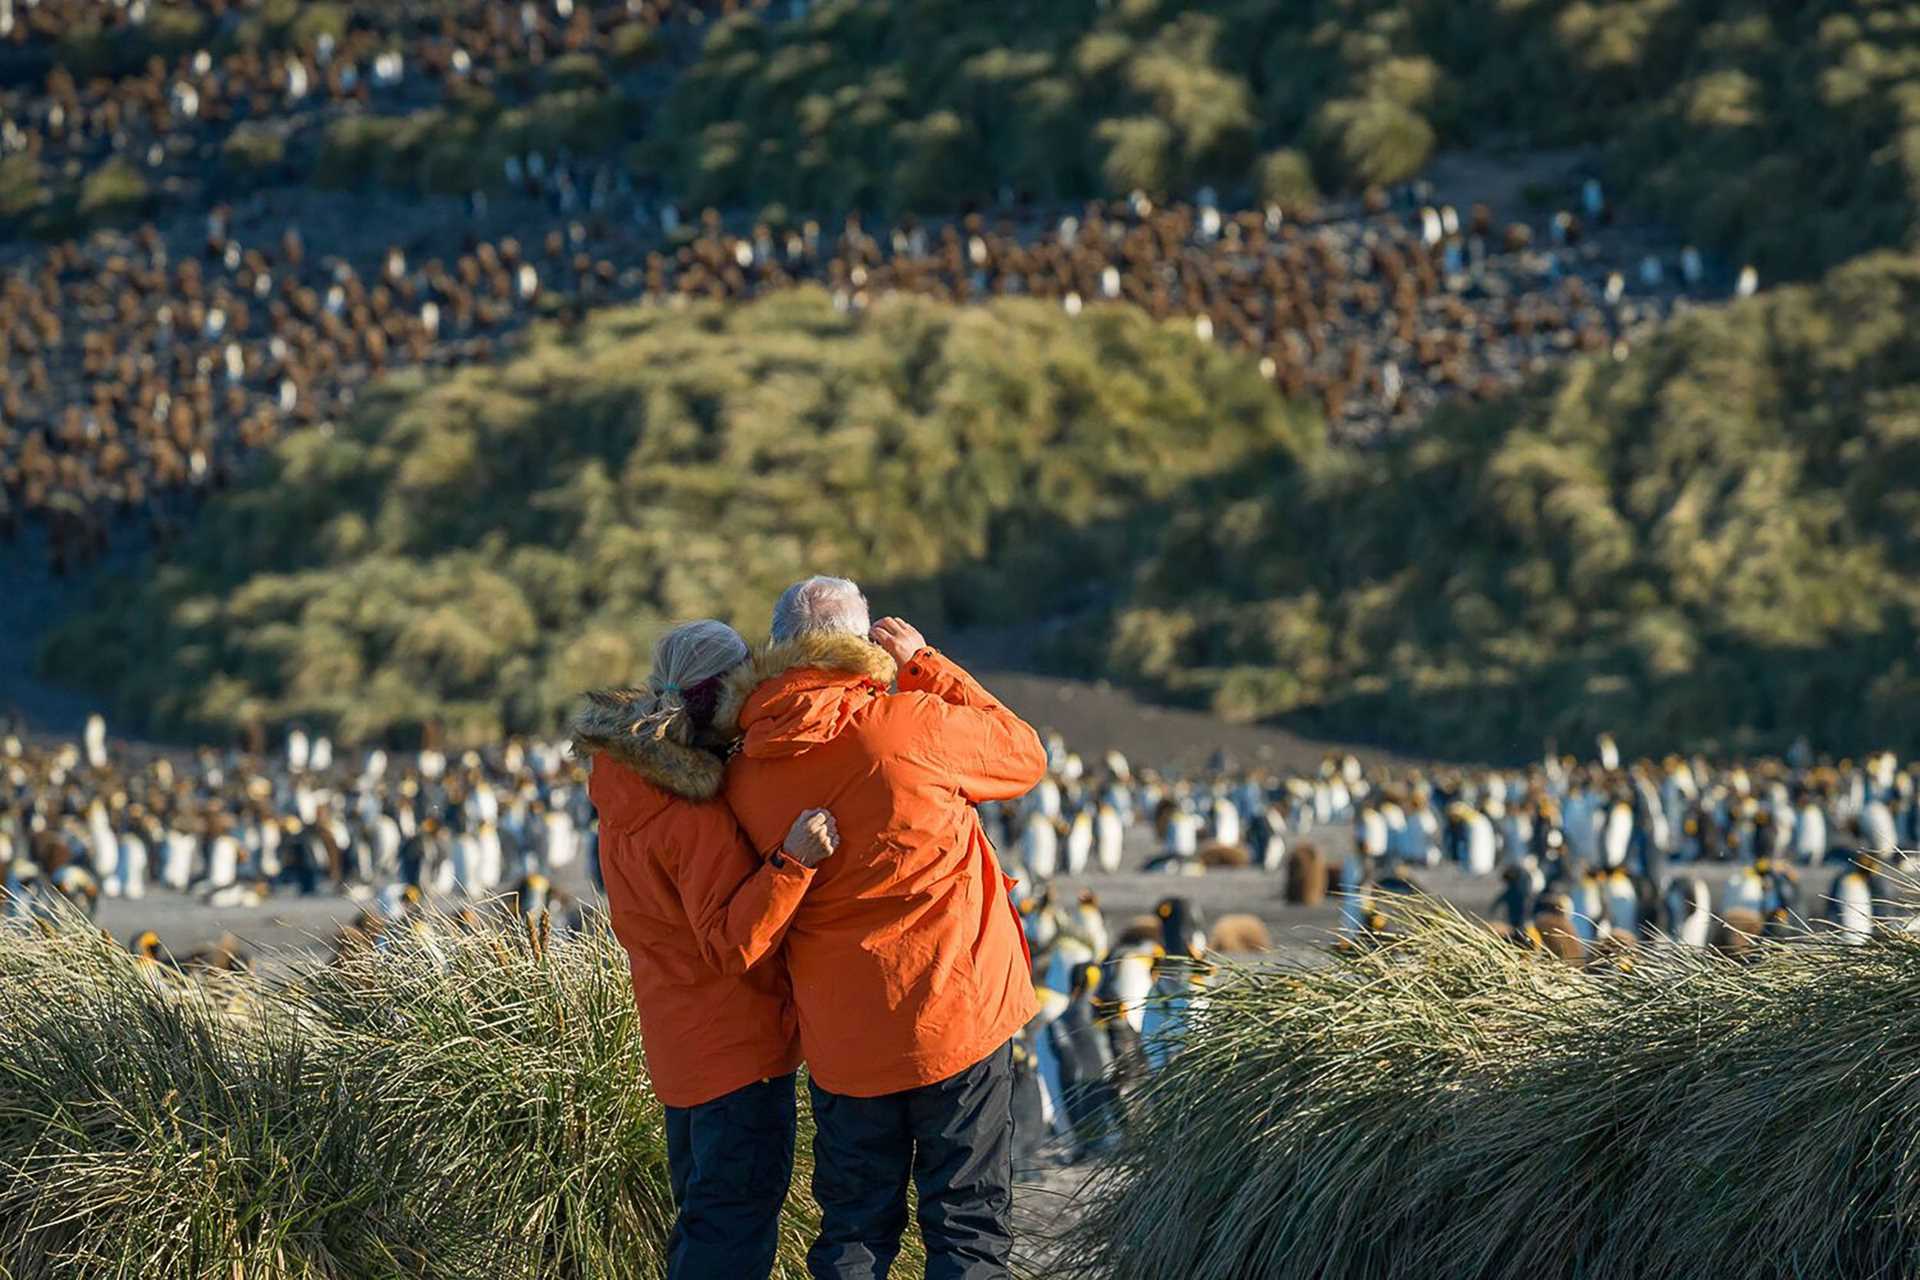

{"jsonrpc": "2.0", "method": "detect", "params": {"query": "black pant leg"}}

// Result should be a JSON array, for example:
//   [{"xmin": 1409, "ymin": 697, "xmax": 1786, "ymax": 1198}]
[
  {"xmin": 907, "ymin": 1041, "xmax": 1016, "ymax": 1280},
  {"xmin": 806, "ymin": 1078, "xmax": 913, "ymax": 1280},
  {"xmin": 664, "ymin": 1104, "xmax": 693, "ymax": 1262},
  {"xmin": 667, "ymin": 1073, "xmax": 798, "ymax": 1280}
]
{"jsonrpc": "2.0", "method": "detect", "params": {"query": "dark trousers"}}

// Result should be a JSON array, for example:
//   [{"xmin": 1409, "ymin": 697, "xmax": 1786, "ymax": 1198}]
[
  {"xmin": 807, "ymin": 1040, "xmax": 1015, "ymax": 1280},
  {"xmin": 664, "ymin": 1073, "xmax": 798, "ymax": 1280}
]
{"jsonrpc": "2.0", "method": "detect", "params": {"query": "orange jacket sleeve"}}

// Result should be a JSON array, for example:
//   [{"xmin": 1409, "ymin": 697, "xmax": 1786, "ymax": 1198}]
[
  {"xmin": 895, "ymin": 648, "xmax": 1048, "ymax": 804},
  {"xmin": 667, "ymin": 812, "xmax": 815, "ymax": 976}
]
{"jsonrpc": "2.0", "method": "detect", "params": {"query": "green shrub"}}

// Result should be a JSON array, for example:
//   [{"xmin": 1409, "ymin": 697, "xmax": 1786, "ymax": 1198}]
[
  {"xmin": 1307, "ymin": 95, "xmax": 1436, "ymax": 189},
  {"xmin": 1096, "ymin": 115, "xmax": 1176, "ymax": 196},
  {"xmin": 312, "ymin": 87, "xmax": 634, "ymax": 195},
  {"xmin": 1254, "ymin": 147, "xmax": 1320, "ymax": 210},
  {"xmin": 54, "ymin": 5, "xmax": 206, "ymax": 79},
  {"xmin": 892, "ymin": 110, "xmax": 982, "ymax": 210},
  {"xmin": 1684, "ymin": 67, "xmax": 1763, "ymax": 128},
  {"xmin": 74, "ymin": 159, "xmax": 149, "ymax": 224},
  {"xmin": 55, "ymin": 250, "xmax": 1920, "ymax": 757},
  {"xmin": 543, "ymin": 51, "xmax": 610, "ymax": 92},
  {"xmin": 314, "ymin": 115, "xmax": 409, "ymax": 188},
  {"xmin": 0, "ymin": 154, "xmax": 49, "ymax": 221},
  {"xmin": 48, "ymin": 290, "xmax": 1311, "ymax": 742},
  {"xmin": 611, "ymin": 22, "xmax": 666, "ymax": 65},
  {"xmin": 1362, "ymin": 55, "xmax": 1446, "ymax": 110},
  {"xmin": 221, "ymin": 123, "xmax": 286, "ymax": 176},
  {"xmin": 283, "ymin": 0, "xmax": 348, "ymax": 50}
]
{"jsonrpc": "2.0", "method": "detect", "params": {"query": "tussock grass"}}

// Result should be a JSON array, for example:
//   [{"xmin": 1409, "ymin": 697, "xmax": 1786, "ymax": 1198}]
[
  {"xmin": 0, "ymin": 913, "xmax": 918, "ymax": 1279},
  {"xmin": 1056, "ymin": 895, "xmax": 1920, "ymax": 1280}
]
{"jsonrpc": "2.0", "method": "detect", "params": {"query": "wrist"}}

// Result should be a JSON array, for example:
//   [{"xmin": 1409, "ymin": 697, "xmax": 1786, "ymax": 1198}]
[
  {"xmin": 899, "ymin": 647, "xmax": 941, "ymax": 685},
  {"xmin": 768, "ymin": 847, "xmax": 816, "ymax": 874}
]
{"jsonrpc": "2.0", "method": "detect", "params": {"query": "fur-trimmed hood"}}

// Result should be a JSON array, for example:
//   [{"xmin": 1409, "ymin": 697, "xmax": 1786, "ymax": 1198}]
[
  {"xmin": 567, "ymin": 690, "xmax": 727, "ymax": 801},
  {"xmin": 714, "ymin": 632, "xmax": 898, "ymax": 757}
]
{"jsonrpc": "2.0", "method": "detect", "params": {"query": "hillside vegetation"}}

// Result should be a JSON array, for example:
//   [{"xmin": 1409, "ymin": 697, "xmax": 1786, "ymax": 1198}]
[
  {"xmin": 656, "ymin": 0, "xmax": 1920, "ymax": 278},
  {"xmin": 1107, "ymin": 249, "xmax": 1920, "ymax": 759},
  {"xmin": 44, "ymin": 289, "xmax": 1307, "ymax": 743},
  {"xmin": 50, "ymin": 254, "xmax": 1920, "ymax": 758},
  {"xmin": 10, "ymin": 1, "xmax": 1914, "ymax": 281}
]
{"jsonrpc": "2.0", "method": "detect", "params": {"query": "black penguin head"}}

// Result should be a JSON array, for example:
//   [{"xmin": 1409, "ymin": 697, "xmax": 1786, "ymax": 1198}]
[{"xmin": 1155, "ymin": 896, "xmax": 1205, "ymax": 958}]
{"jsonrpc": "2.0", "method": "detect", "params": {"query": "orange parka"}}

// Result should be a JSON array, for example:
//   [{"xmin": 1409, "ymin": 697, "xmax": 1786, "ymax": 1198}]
[
  {"xmin": 717, "ymin": 634, "xmax": 1047, "ymax": 1098},
  {"xmin": 573, "ymin": 692, "xmax": 815, "ymax": 1108}
]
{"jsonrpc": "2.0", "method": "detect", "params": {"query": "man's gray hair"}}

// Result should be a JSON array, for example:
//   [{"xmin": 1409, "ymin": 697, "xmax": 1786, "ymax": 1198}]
[{"xmin": 770, "ymin": 575, "xmax": 871, "ymax": 643}]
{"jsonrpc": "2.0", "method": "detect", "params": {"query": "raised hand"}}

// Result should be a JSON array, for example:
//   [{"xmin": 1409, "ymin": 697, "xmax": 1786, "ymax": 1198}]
[{"xmin": 869, "ymin": 616, "xmax": 926, "ymax": 665}]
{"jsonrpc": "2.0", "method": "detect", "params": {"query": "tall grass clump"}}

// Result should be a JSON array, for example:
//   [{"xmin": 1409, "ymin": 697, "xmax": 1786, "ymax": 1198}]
[
  {"xmin": 0, "ymin": 913, "xmax": 915, "ymax": 1279},
  {"xmin": 1057, "ymin": 896, "xmax": 1920, "ymax": 1280}
]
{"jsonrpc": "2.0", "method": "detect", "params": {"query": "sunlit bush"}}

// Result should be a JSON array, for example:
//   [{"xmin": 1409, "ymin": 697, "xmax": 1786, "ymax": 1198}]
[
  {"xmin": 73, "ymin": 159, "xmax": 149, "ymax": 224},
  {"xmin": 50, "ymin": 290, "xmax": 1309, "ymax": 743},
  {"xmin": 1106, "ymin": 250, "xmax": 1920, "ymax": 758},
  {"xmin": 221, "ymin": 123, "xmax": 287, "ymax": 177}
]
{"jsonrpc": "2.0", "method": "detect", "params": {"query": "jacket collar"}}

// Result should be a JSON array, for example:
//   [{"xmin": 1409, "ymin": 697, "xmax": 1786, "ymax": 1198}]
[
  {"xmin": 567, "ymin": 690, "xmax": 727, "ymax": 801},
  {"xmin": 713, "ymin": 631, "xmax": 898, "ymax": 739}
]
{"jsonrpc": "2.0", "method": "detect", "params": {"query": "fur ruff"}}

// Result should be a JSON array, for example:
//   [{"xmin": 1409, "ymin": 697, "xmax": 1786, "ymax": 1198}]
[
  {"xmin": 567, "ymin": 690, "xmax": 727, "ymax": 801},
  {"xmin": 713, "ymin": 631, "xmax": 898, "ymax": 736}
]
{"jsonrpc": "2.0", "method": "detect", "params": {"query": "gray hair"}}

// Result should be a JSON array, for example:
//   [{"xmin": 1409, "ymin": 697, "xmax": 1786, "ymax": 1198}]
[
  {"xmin": 770, "ymin": 575, "xmax": 870, "ymax": 643},
  {"xmin": 651, "ymin": 619, "xmax": 749, "ymax": 697}
]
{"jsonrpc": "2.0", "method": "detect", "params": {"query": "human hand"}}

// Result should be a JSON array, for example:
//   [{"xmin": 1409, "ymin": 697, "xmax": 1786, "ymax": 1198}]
[
  {"xmin": 869, "ymin": 617, "xmax": 926, "ymax": 666},
  {"xmin": 782, "ymin": 808, "xmax": 839, "ymax": 868}
]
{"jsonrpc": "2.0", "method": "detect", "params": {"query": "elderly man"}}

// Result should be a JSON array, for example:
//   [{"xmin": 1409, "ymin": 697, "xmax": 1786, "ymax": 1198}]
[{"xmin": 718, "ymin": 576, "xmax": 1047, "ymax": 1280}]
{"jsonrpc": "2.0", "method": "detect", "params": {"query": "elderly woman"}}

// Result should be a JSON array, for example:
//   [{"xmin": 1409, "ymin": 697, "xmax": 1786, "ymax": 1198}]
[{"xmin": 571, "ymin": 619, "xmax": 836, "ymax": 1280}]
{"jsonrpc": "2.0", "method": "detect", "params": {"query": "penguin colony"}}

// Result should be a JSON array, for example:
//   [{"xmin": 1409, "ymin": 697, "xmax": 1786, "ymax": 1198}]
[
  {"xmin": 1, "ymin": 712, "xmax": 590, "ymax": 960},
  {"xmin": 984, "ymin": 730, "xmax": 1919, "ymax": 1165},
  {"xmin": 5, "ymin": 713, "xmax": 1918, "ymax": 1165},
  {"xmin": 0, "ymin": 0, "xmax": 1738, "ymax": 570}
]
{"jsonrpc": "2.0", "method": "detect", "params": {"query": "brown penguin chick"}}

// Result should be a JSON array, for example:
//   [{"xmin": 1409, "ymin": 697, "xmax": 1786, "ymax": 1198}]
[
  {"xmin": 1715, "ymin": 909, "xmax": 1765, "ymax": 960},
  {"xmin": 1532, "ymin": 898, "xmax": 1586, "ymax": 964},
  {"xmin": 1207, "ymin": 914, "xmax": 1272, "ymax": 954}
]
